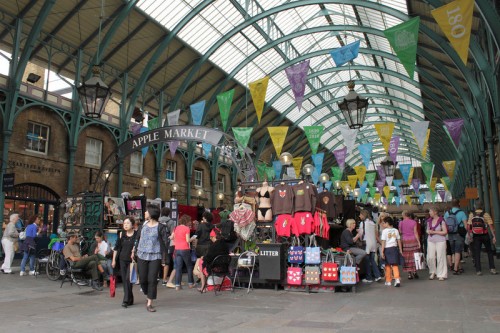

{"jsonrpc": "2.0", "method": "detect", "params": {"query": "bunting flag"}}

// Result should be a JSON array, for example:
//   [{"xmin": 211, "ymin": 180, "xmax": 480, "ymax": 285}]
[
  {"xmin": 284, "ymin": 60, "xmax": 309, "ymax": 111},
  {"xmin": 339, "ymin": 125, "xmax": 359, "ymax": 156},
  {"xmin": 422, "ymin": 129, "xmax": 431, "ymax": 158},
  {"xmin": 421, "ymin": 162, "xmax": 435, "ymax": 188},
  {"xmin": 330, "ymin": 40, "xmax": 361, "ymax": 67},
  {"xmin": 311, "ymin": 153, "xmax": 325, "ymax": 172},
  {"xmin": 399, "ymin": 164, "xmax": 412, "ymax": 183},
  {"xmin": 386, "ymin": 176, "xmax": 394, "ymax": 187},
  {"xmin": 388, "ymin": 192, "xmax": 394, "ymax": 204},
  {"xmin": 409, "ymin": 121, "xmax": 429, "ymax": 153},
  {"xmin": 358, "ymin": 143, "xmax": 373, "ymax": 168},
  {"xmin": 249, "ymin": 76, "xmax": 269, "ymax": 124},
  {"xmin": 268, "ymin": 126, "xmax": 289, "ymax": 156},
  {"xmin": 130, "ymin": 123, "xmax": 142, "ymax": 136},
  {"xmin": 374, "ymin": 193, "xmax": 382, "ymax": 204},
  {"xmin": 202, "ymin": 143, "xmax": 211, "ymax": 159},
  {"xmin": 408, "ymin": 167, "xmax": 415, "ymax": 185},
  {"xmin": 190, "ymin": 100, "xmax": 205, "ymax": 125},
  {"xmin": 393, "ymin": 179, "xmax": 403, "ymax": 196},
  {"xmin": 442, "ymin": 160, "xmax": 456, "ymax": 180},
  {"xmin": 389, "ymin": 136, "xmax": 400, "ymax": 163},
  {"xmin": 140, "ymin": 126, "xmax": 149, "ymax": 158},
  {"xmin": 273, "ymin": 160, "xmax": 282, "ymax": 179},
  {"xmin": 324, "ymin": 181, "xmax": 333, "ymax": 191},
  {"xmin": 362, "ymin": 193, "xmax": 369, "ymax": 204},
  {"xmin": 441, "ymin": 177, "xmax": 451, "ymax": 192},
  {"xmin": 347, "ymin": 175, "xmax": 358, "ymax": 190},
  {"xmin": 353, "ymin": 165, "xmax": 367, "ymax": 183},
  {"xmin": 264, "ymin": 167, "xmax": 274, "ymax": 181},
  {"xmin": 359, "ymin": 181, "xmax": 368, "ymax": 198},
  {"xmin": 217, "ymin": 89, "xmax": 234, "ymax": 132},
  {"xmin": 431, "ymin": 0, "xmax": 474, "ymax": 65},
  {"xmin": 430, "ymin": 177, "xmax": 439, "ymax": 190},
  {"xmin": 419, "ymin": 194, "xmax": 426, "ymax": 205},
  {"xmin": 257, "ymin": 163, "xmax": 266, "ymax": 180},
  {"xmin": 365, "ymin": 172, "xmax": 377, "ymax": 188},
  {"xmin": 339, "ymin": 181, "xmax": 349, "ymax": 192},
  {"xmin": 374, "ymin": 123, "xmax": 395, "ymax": 154},
  {"xmin": 369, "ymin": 187, "xmax": 377, "ymax": 198},
  {"xmin": 438, "ymin": 190, "xmax": 446, "ymax": 202},
  {"xmin": 376, "ymin": 165, "xmax": 386, "ymax": 182},
  {"xmin": 431, "ymin": 190, "xmax": 437, "ymax": 203},
  {"xmin": 375, "ymin": 180, "xmax": 385, "ymax": 196},
  {"xmin": 412, "ymin": 179, "xmax": 421, "ymax": 195},
  {"xmin": 331, "ymin": 166, "xmax": 343, "ymax": 182},
  {"xmin": 395, "ymin": 196, "xmax": 401, "ymax": 207},
  {"xmin": 384, "ymin": 17, "xmax": 420, "ymax": 79},
  {"xmin": 406, "ymin": 195, "xmax": 412, "ymax": 206},
  {"xmin": 167, "ymin": 109, "xmax": 181, "ymax": 157},
  {"xmin": 333, "ymin": 147, "xmax": 348, "ymax": 170},
  {"xmin": 232, "ymin": 127, "xmax": 253, "ymax": 157},
  {"xmin": 292, "ymin": 157, "xmax": 304, "ymax": 179},
  {"xmin": 383, "ymin": 186, "xmax": 391, "ymax": 198},
  {"xmin": 304, "ymin": 126, "xmax": 324, "ymax": 155},
  {"xmin": 311, "ymin": 168, "xmax": 320, "ymax": 185},
  {"xmin": 147, "ymin": 117, "xmax": 160, "ymax": 130},
  {"xmin": 443, "ymin": 118, "xmax": 464, "ymax": 149}
]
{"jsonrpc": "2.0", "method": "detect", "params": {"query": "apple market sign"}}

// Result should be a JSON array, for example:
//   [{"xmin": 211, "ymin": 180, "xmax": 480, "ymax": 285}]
[{"xmin": 119, "ymin": 126, "xmax": 224, "ymax": 158}]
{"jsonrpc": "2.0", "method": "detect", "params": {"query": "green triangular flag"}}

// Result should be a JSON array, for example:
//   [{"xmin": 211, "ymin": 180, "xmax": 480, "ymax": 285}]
[
  {"xmin": 369, "ymin": 187, "xmax": 377, "ymax": 198},
  {"xmin": 217, "ymin": 89, "xmax": 234, "ymax": 132},
  {"xmin": 388, "ymin": 192, "xmax": 394, "ymax": 204},
  {"xmin": 256, "ymin": 163, "xmax": 266, "ymax": 181},
  {"xmin": 431, "ymin": 189, "xmax": 437, "ymax": 203},
  {"xmin": 304, "ymin": 126, "xmax": 323, "ymax": 155},
  {"xmin": 232, "ymin": 127, "xmax": 253, "ymax": 157},
  {"xmin": 442, "ymin": 176, "xmax": 451, "ymax": 191},
  {"xmin": 147, "ymin": 117, "xmax": 160, "ymax": 130},
  {"xmin": 265, "ymin": 166, "xmax": 275, "ymax": 181},
  {"xmin": 365, "ymin": 172, "xmax": 377, "ymax": 188},
  {"xmin": 421, "ymin": 162, "xmax": 435, "ymax": 188},
  {"xmin": 331, "ymin": 166, "xmax": 343, "ymax": 181},
  {"xmin": 384, "ymin": 17, "xmax": 420, "ymax": 80},
  {"xmin": 362, "ymin": 193, "xmax": 368, "ymax": 204}
]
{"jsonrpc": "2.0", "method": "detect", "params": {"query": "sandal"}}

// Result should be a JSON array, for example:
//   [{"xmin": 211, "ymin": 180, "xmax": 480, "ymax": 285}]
[
  {"xmin": 408, "ymin": 273, "xmax": 413, "ymax": 280},
  {"xmin": 413, "ymin": 272, "xmax": 419, "ymax": 279},
  {"xmin": 452, "ymin": 270, "xmax": 460, "ymax": 275},
  {"xmin": 197, "ymin": 287, "xmax": 207, "ymax": 293}
]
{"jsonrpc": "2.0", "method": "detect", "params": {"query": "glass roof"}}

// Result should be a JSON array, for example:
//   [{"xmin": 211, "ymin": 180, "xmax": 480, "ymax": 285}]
[{"xmin": 136, "ymin": 0, "xmax": 425, "ymax": 166}]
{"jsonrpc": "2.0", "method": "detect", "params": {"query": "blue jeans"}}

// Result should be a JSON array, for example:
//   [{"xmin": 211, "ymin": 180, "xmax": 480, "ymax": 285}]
[
  {"xmin": 20, "ymin": 251, "xmax": 36, "ymax": 272},
  {"xmin": 175, "ymin": 250, "xmax": 194, "ymax": 287},
  {"xmin": 364, "ymin": 252, "xmax": 381, "ymax": 280}
]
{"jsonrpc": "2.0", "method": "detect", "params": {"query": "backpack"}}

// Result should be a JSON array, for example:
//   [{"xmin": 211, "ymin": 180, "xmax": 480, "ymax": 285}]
[
  {"xmin": 471, "ymin": 212, "xmax": 488, "ymax": 235},
  {"xmin": 444, "ymin": 209, "xmax": 462, "ymax": 234}
]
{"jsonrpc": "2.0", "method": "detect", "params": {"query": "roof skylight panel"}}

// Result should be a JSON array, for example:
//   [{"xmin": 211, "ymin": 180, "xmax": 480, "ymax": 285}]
[
  {"xmin": 254, "ymin": 49, "xmax": 283, "ymax": 74},
  {"xmin": 137, "ymin": 0, "xmax": 190, "ymax": 28},
  {"xmin": 287, "ymin": 109, "xmax": 302, "ymax": 123},
  {"xmin": 234, "ymin": 61, "xmax": 265, "ymax": 84},
  {"xmin": 273, "ymin": 94, "xmax": 295, "ymax": 111},
  {"xmin": 210, "ymin": 44, "xmax": 247, "ymax": 74},
  {"xmin": 177, "ymin": 17, "xmax": 220, "ymax": 53}
]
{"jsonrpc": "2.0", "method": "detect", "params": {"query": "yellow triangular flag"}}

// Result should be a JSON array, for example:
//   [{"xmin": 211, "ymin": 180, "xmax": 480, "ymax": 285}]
[
  {"xmin": 441, "ymin": 178, "xmax": 449, "ymax": 192},
  {"xmin": 375, "ymin": 123, "xmax": 395, "ymax": 154},
  {"xmin": 267, "ymin": 126, "xmax": 288, "ymax": 156},
  {"xmin": 422, "ymin": 129, "xmax": 431, "ymax": 157},
  {"xmin": 340, "ymin": 181, "xmax": 350, "ymax": 192},
  {"xmin": 431, "ymin": 0, "xmax": 474, "ymax": 65},
  {"xmin": 442, "ymin": 160, "xmax": 456, "ymax": 180},
  {"xmin": 353, "ymin": 165, "xmax": 367, "ymax": 183},
  {"xmin": 249, "ymin": 76, "xmax": 270, "ymax": 124},
  {"xmin": 406, "ymin": 195, "xmax": 412, "ymax": 206},
  {"xmin": 292, "ymin": 157, "xmax": 303, "ymax": 179},
  {"xmin": 374, "ymin": 193, "xmax": 381, "ymax": 203},
  {"xmin": 408, "ymin": 167, "xmax": 414, "ymax": 185},
  {"xmin": 348, "ymin": 175, "xmax": 358, "ymax": 190},
  {"xmin": 430, "ymin": 177, "xmax": 438, "ymax": 190},
  {"xmin": 383, "ymin": 186, "xmax": 391, "ymax": 198}
]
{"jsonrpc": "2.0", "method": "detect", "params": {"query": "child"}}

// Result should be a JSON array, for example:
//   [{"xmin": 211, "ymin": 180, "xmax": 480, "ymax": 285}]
[{"xmin": 380, "ymin": 216, "xmax": 403, "ymax": 287}]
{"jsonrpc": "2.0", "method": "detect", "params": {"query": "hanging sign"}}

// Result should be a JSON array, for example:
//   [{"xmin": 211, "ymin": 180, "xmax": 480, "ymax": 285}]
[
  {"xmin": 375, "ymin": 180, "xmax": 385, "ymax": 196},
  {"xmin": 147, "ymin": 117, "xmax": 160, "ymax": 130},
  {"xmin": 383, "ymin": 186, "xmax": 391, "ymax": 199},
  {"xmin": 2, "ymin": 173, "xmax": 14, "ymax": 191},
  {"xmin": 384, "ymin": 17, "xmax": 420, "ymax": 79},
  {"xmin": 441, "ymin": 177, "xmax": 451, "ymax": 191},
  {"xmin": 166, "ymin": 109, "xmax": 181, "ymax": 157},
  {"xmin": 202, "ymin": 143, "xmax": 211, "ymax": 159},
  {"xmin": 249, "ymin": 76, "xmax": 270, "ymax": 124},
  {"xmin": 284, "ymin": 60, "xmax": 309, "ymax": 111},
  {"xmin": 386, "ymin": 176, "xmax": 394, "ymax": 187}
]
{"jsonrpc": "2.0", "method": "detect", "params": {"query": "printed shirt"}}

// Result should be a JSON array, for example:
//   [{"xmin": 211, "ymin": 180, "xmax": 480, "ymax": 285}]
[
  {"xmin": 137, "ymin": 224, "xmax": 162, "ymax": 261},
  {"xmin": 381, "ymin": 227, "xmax": 400, "ymax": 248},
  {"xmin": 270, "ymin": 183, "xmax": 294, "ymax": 215},
  {"xmin": 467, "ymin": 209, "xmax": 493, "ymax": 225},
  {"xmin": 292, "ymin": 182, "xmax": 317, "ymax": 213}
]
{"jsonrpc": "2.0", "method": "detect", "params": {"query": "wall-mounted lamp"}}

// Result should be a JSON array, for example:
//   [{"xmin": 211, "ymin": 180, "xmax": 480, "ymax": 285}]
[{"xmin": 27, "ymin": 73, "xmax": 41, "ymax": 84}]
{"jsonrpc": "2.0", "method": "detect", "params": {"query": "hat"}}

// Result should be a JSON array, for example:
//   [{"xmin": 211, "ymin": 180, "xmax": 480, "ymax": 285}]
[{"xmin": 210, "ymin": 228, "xmax": 220, "ymax": 238}]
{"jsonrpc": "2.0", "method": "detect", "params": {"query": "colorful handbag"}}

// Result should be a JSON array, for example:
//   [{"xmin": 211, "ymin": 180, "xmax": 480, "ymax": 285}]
[
  {"xmin": 287, "ymin": 266, "xmax": 303, "ymax": 285},
  {"xmin": 288, "ymin": 237, "xmax": 304, "ymax": 264},
  {"xmin": 322, "ymin": 251, "xmax": 339, "ymax": 282},
  {"xmin": 304, "ymin": 235, "xmax": 321, "ymax": 264},
  {"xmin": 304, "ymin": 266, "xmax": 321, "ymax": 285},
  {"xmin": 339, "ymin": 253, "xmax": 357, "ymax": 285}
]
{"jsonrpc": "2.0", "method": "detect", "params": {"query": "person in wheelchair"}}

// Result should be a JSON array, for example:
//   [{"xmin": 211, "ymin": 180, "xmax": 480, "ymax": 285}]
[
  {"xmin": 62, "ymin": 232, "xmax": 104, "ymax": 291},
  {"xmin": 193, "ymin": 228, "xmax": 229, "ymax": 293}
]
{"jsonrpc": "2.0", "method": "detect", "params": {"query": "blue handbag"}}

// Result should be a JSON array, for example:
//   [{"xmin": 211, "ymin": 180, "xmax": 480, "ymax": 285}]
[
  {"xmin": 288, "ymin": 237, "xmax": 304, "ymax": 264},
  {"xmin": 340, "ymin": 253, "xmax": 357, "ymax": 285},
  {"xmin": 129, "ymin": 261, "xmax": 138, "ymax": 284},
  {"xmin": 305, "ymin": 235, "xmax": 321, "ymax": 264}
]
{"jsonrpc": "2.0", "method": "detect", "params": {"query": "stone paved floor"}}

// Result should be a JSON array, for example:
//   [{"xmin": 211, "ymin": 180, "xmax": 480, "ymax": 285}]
[{"xmin": 1, "ymin": 254, "xmax": 499, "ymax": 333}]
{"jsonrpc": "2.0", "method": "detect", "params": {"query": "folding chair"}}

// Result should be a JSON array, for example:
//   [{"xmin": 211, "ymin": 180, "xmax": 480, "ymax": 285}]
[
  {"xmin": 205, "ymin": 254, "xmax": 232, "ymax": 295},
  {"xmin": 232, "ymin": 251, "xmax": 257, "ymax": 293}
]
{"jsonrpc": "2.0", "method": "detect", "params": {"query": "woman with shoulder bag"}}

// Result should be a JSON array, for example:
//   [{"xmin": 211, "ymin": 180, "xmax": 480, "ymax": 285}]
[
  {"xmin": 131, "ymin": 204, "xmax": 169, "ymax": 312},
  {"xmin": 19, "ymin": 215, "xmax": 41, "ymax": 276},
  {"xmin": 426, "ymin": 206, "xmax": 448, "ymax": 281},
  {"xmin": 112, "ymin": 217, "xmax": 137, "ymax": 308},
  {"xmin": 1, "ymin": 213, "xmax": 20, "ymax": 274},
  {"xmin": 399, "ymin": 211, "xmax": 421, "ymax": 280}
]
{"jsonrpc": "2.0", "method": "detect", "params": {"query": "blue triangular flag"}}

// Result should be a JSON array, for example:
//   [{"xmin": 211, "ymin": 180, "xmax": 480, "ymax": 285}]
[
  {"xmin": 399, "ymin": 164, "xmax": 412, "ymax": 183},
  {"xmin": 190, "ymin": 100, "xmax": 205, "ymax": 125},
  {"xmin": 358, "ymin": 143, "xmax": 373, "ymax": 168},
  {"xmin": 330, "ymin": 40, "xmax": 361, "ymax": 67}
]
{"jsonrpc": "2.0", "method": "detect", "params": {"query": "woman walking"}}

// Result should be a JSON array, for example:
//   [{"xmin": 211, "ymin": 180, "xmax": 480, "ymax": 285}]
[
  {"xmin": 172, "ymin": 215, "xmax": 195, "ymax": 290},
  {"xmin": 399, "ymin": 211, "xmax": 421, "ymax": 280},
  {"xmin": 359, "ymin": 210, "xmax": 381, "ymax": 283},
  {"xmin": 426, "ymin": 206, "xmax": 448, "ymax": 281},
  {"xmin": 112, "ymin": 217, "xmax": 137, "ymax": 308},
  {"xmin": 19, "ymin": 215, "xmax": 41, "ymax": 276},
  {"xmin": 132, "ymin": 204, "xmax": 169, "ymax": 312},
  {"xmin": 1, "ymin": 213, "xmax": 20, "ymax": 274}
]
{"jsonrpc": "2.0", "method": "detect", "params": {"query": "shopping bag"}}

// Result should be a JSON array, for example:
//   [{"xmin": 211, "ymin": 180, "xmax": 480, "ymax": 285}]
[
  {"xmin": 305, "ymin": 235, "xmax": 321, "ymax": 264},
  {"xmin": 322, "ymin": 252, "xmax": 338, "ymax": 281},
  {"xmin": 287, "ymin": 266, "xmax": 303, "ymax": 285},
  {"xmin": 413, "ymin": 252, "xmax": 427, "ymax": 270},
  {"xmin": 129, "ymin": 261, "xmax": 138, "ymax": 284},
  {"xmin": 305, "ymin": 266, "xmax": 321, "ymax": 285},
  {"xmin": 288, "ymin": 237, "xmax": 304, "ymax": 264},
  {"xmin": 109, "ymin": 275, "xmax": 116, "ymax": 298},
  {"xmin": 340, "ymin": 253, "xmax": 356, "ymax": 285}
]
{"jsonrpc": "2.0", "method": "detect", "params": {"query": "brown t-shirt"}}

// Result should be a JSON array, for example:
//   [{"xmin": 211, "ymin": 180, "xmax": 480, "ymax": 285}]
[{"xmin": 63, "ymin": 244, "xmax": 81, "ymax": 260}]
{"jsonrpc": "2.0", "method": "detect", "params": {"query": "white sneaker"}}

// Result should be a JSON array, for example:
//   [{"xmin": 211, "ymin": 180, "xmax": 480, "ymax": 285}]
[
  {"xmin": 19, "ymin": 271, "xmax": 27, "ymax": 276},
  {"xmin": 28, "ymin": 271, "xmax": 38, "ymax": 276},
  {"xmin": 394, "ymin": 279, "xmax": 401, "ymax": 287},
  {"xmin": 361, "ymin": 279, "xmax": 373, "ymax": 283},
  {"xmin": 384, "ymin": 282, "xmax": 391, "ymax": 286},
  {"xmin": 374, "ymin": 277, "xmax": 382, "ymax": 282}
]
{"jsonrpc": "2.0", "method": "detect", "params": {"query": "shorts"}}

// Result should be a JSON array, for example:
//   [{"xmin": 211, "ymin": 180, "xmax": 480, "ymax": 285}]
[{"xmin": 448, "ymin": 234, "xmax": 464, "ymax": 254}]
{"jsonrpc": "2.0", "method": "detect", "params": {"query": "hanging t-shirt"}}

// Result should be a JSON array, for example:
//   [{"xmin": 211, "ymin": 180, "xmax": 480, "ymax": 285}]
[
  {"xmin": 270, "ymin": 183, "xmax": 294, "ymax": 215},
  {"xmin": 275, "ymin": 214, "xmax": 293, "ymax": 237},
  {"xmin": 292, "ymin": 182, "xmax": 317, "ymax": 213},
  {"xmin": 317, "ymin": 191, "xmax": 336, "ymax": 219}
]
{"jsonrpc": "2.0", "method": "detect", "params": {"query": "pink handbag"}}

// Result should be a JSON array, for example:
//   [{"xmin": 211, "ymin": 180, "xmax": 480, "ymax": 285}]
[{"xmin": 287, "ymin": 267, "xmax": 302, "ymax": 285}]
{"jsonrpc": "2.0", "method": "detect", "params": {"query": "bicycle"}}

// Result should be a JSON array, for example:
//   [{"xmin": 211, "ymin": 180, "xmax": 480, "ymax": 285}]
[{"xmin": 46, "ymin": 241, "xmax": 65, "ymax": 281}]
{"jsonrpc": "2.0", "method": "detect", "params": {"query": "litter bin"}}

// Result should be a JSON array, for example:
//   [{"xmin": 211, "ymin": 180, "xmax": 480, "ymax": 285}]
[{"xmin": 257, "ymin": 243, "xmax": 286, "ymax": 281}]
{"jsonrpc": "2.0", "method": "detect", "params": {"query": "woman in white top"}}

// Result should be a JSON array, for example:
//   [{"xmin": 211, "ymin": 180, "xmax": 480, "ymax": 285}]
[
  {"xmin": 1, "ymin": 213, "xmax": 19, "ymax": 274},
  {"xmin": 92, "ymin": 231, "xmax": 112, "ymax": 285},
  {"xmin": 359, "ymin": 209, "xmax": 381, "ymax": 283}
]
